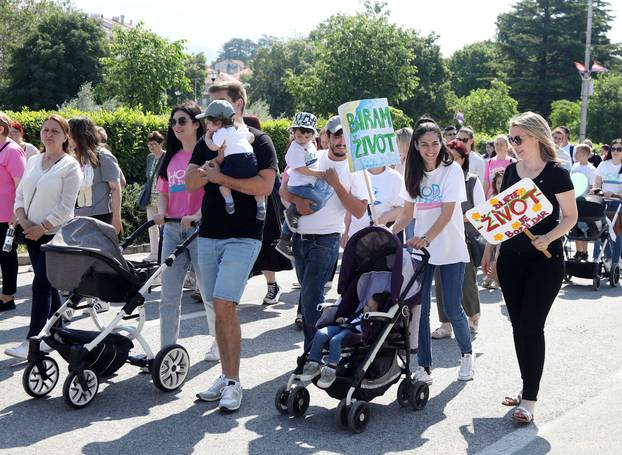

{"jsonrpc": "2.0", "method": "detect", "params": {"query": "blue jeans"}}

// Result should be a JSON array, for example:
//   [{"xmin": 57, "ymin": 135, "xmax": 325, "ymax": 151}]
[
  {"xmin": 159, "ymin": 222, "xmax": 210, "ymax": 348},
  {"xmin": 283, "ymin": 181, "xmax": 335, "ymax": 237},
  {"xmin": 292, "ymin": 232, "xmax": 341, "ymax": 349},
  {"xmin": 418, "ymin": 262, "xmax": 472, "ymax": 368},
  {"xmin": 308, "ymin": 325, "xmax": 354, "ymax": 365}
]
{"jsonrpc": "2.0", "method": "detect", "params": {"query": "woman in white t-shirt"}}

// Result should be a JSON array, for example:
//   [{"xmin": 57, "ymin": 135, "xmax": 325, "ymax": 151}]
[{"xmin": 392, "ymin": 118, "xmax": 474, "ymax": 386}]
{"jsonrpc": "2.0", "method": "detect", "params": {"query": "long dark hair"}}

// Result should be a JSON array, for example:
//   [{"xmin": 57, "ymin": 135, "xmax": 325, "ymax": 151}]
[
  {"xmin": 158, "ymin": 101, "xmax": 205, "ymax": 180},
  {"xmin": 69, "ymin": 117, "xmax": 100, "ymax": 167},
  {"xmin": 404, "ymin": 117, "xmax": 453, "ymax": 198}
]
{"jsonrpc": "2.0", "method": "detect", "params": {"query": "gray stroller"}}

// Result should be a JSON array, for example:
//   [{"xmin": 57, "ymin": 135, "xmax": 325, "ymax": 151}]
[{"xmin": 21, "ymin": 217, "xmax": 195, "ymax": 408}]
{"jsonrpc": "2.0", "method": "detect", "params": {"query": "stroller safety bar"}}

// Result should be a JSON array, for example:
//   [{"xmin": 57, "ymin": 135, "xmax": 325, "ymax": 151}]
[
  {"xmin": 317, "ymin": 302, "xmax": 340, "ymax": 312},
  {"xmin": 363, "ymin": 306, "xmax": 399, "ymax": 323}
]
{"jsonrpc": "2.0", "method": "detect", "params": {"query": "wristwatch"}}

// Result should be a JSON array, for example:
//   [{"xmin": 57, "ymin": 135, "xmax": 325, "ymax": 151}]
[{"xmin": 421, "ymin": 235, "xmax": 430, "ymax": 247}]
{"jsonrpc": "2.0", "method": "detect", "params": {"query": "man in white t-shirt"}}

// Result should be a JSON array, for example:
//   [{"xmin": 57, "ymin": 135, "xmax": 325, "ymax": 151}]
[
  {"xmin": 456, "ymin": 128, "xmax": 486, "ymax": 185},
  {"xmin": 344, "ymin": 166, "xmax": 404, "ymax": 241},
  {"xmin": 280, "ymin": 115, "xmax": 368, "ymax": 350}
]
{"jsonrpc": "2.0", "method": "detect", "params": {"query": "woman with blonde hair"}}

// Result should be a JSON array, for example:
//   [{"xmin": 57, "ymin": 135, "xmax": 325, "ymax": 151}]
[{"xmin": 481, "ymin": 112, "xmax": 577, "ymax": 424}]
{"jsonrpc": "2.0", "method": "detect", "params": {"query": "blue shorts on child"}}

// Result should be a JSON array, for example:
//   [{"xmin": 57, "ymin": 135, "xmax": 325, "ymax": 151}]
[{"xmin": 222, "ymin": 153, "xmax": 258, "ymax": 179}]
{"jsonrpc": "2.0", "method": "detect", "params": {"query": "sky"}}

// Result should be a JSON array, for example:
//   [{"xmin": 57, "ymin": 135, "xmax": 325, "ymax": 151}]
[{"xmin": 72, "ymin": 0, "xmax": 622, "ymax": 63}]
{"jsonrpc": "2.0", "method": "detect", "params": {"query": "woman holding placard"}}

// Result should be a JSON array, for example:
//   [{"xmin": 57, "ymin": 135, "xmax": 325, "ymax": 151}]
[
  {"xmin": 481, "ymin": 112, "xmax": 577, "ymax": 424},
  {"xmin": 392, "ymin": 117, "xmax": 474, "ymax": 386}
]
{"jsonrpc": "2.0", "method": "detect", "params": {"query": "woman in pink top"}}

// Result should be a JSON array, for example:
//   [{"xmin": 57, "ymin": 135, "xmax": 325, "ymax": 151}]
[
  {"xmin": 0, "ymin": 112, "xmax": 27, "ymax": 312},
  {"xmin": 152, "ymin": 102, "xmax": 217, "ymax": 358},
  {"xmin": 484, "ymin": 135, "xmax": 516, "ymax": 197}
]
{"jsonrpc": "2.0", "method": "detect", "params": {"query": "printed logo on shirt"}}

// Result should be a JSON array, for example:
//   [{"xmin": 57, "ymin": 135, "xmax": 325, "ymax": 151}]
[
  {"xmin": 417, "ymin": 183, "xmax": 442, "ymax": 209},
  {"xmin": 304, "ymin": 149, "xmax": 318, "ymax": 167},
  {"xmin": 372, "ymin": 184, "xmax": 381, "ymax": 205},
  {"xmin": 169, "ymin": 168, "xmax": 187, "ymax": 194}
]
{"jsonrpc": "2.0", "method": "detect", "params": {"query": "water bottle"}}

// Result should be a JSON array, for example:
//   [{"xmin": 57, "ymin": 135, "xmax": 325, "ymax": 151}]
[{"xmin": 3, "ymin": 226, "xmax": 15, "ymax": 253}]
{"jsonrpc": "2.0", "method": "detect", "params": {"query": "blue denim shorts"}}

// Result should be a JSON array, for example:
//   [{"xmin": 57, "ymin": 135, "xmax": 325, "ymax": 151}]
[{"xmin": 197, "ymin": 237, "xmax": 262, "ymax": 304}]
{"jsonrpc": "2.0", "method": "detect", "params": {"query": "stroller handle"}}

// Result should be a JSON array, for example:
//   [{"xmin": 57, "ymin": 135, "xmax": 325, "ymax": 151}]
[
  {"xmin": 119, "ymin": 218, "xmax": 200, "ymax": 251},
  {"xmin": 404, "ymin": 245, "xmax": 430, "ymax": 263}
]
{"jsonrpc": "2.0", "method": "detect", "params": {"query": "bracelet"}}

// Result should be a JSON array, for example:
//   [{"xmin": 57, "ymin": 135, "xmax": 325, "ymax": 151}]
[{"xmin": 421, "ymin": 235, "xmax": 431, "ymax": 247}]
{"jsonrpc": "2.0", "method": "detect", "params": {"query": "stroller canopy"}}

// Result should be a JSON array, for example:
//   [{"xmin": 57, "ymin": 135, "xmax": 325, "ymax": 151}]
[{"xmin": 47, "ymin": 217, "xmax": 128, "ymax": 270}]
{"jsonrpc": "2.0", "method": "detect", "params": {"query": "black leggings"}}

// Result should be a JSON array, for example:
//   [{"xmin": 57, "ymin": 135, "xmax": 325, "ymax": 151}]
[
  {"xmin": 497, "ymin": 247, "xmax": 564, "ymax": 401},
  {"xmin": 0, "ymin": 222, "xmax": 18, "ymax": 296}
]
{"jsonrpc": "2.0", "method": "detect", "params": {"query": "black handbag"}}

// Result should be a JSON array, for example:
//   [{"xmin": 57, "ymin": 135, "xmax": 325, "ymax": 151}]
[
  {"xmin": 465, "ymin": 230, "xmax": 486, "ymax": 267},
  {"xmin": 137, "ymin": 181, "xmax": 152, "ymax": 210}
]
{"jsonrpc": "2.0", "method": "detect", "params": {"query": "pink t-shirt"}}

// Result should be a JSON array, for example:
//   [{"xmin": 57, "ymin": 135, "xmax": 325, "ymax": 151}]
[
  {"xmin": 156, "ymin": 150, "xmax": 204, "ymax": 218},
  {"xmin": 0, "ymin": 139, "xmax": 27, "ymax": 222},
  {"xmin": 484, "ymin": 157, "xmax": 515, "ymax": 197}
]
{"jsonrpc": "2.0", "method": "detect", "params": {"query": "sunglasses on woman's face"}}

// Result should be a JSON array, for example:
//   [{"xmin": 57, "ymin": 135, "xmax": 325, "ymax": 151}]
[
  {"xmin": 611, "ymin": 146, "xmax": 622, "ymax": 152},
  {"xmin": 508, "ymin": 135, "xmax": 524, "ymax": 146},
  {"xmin": 169, "ymin": 117, "xmax": 191, "ymax": 127},
  {"xmin": 456, "ymin": 137, "xmax": 470, "ymax": 143}
]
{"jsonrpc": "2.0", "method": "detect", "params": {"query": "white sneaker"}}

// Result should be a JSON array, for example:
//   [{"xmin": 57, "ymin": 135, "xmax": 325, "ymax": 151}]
[
  {"xmin": 413, "ymin": 366, "xmax": 433, "ymax": 385},
  {"xmin": 196, "ymin": 374, "xmax": 228, "ymax": 401},
  {"xmin": 204, "ymin": 343, "xmax": 220, "ymax": 362},
  {"xmin": 4, "ymin": 340, "xmax": 52, "ymax": 359},
  {"xmin": 219, "ymin": 381, "xmax": 243, "ymax": 412},
  {"xmin": 458, "ymin": 353, "xmax": 475, "ymax": 381},
  {"xmin": 93, "ymin": 299, "xmax": 110, "ymax": 313},
  {"xmin": 298, "ymin": 361, "xmax": 321, "ymax": 381},
  {"xmin": 317, "ymin": 366, "xmax": 337, "ymax": 389}
]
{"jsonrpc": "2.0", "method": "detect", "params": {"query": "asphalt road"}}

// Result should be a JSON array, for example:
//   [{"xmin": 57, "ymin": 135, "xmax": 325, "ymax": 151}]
[{"xmin": 1, "ymin": 254, "xmax": 621, "ymax": 454}]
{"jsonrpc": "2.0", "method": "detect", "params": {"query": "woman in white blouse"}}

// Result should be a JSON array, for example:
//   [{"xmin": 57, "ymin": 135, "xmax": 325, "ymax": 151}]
[{"xmin": 4, "ymin": 114, "xmax": 82, "ymax": 359}]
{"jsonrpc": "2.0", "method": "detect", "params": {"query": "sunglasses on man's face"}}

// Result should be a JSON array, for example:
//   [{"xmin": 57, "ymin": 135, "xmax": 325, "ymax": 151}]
[
  {"xmin": 169, "ymin": 117, "xmax": 191, "ymax": 127},
  {"xmin": 508, "ymin": 135, "xmax": 524, "ymax": 146}
]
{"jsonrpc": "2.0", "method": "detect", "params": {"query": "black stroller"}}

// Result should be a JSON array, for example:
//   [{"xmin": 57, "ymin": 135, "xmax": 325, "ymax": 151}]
[
  {"xmin": 274, "ymin": 227, "xmax": 429, "ymax": 433},
  {"xmin": 564, "ymin": 195, "xmax": 621, "ymax": 290},
  {"xmin": 21, "ymin": 217, "xmax": 197, "ymax": 408}
]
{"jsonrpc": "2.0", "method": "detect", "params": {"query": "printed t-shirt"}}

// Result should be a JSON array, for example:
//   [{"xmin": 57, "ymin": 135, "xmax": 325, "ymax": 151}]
[
  {"xmin": 349, "ymin": 167, "xmax": 404, "ymax": 236},
  {"xmin": 484, "ymin": 157, "xmax": 515, "ymax": 196},
  {"xmin": 296, "ymin": 150, "xmax": 367, "ymax": 235},
  {"xmin": 212, "ymin": 126, "xmax": 253, "ymax": 157},
  {"xmin": 75, "ymin": 149, "xmax": 120, "ymax": 217},
  {"xmin": 189, "ymin": 127, "xmax": 278, "ymax": 240},
  {"xmin": 399, "ymin": 161, "xmax": 469, "ymax": 266},
  {"xmin": 285, "ymin": 141, "xmax": 319, "ymax": 187},
  {"xmin": 499, "ymin": 162, "xmax": 573, "ymax": 255},
  {"xmin": 595, "ymin": 160, "xmax": 622, "ymax": 194},
  {"xmin": 571, "ymin": 162, "xmax": 596, "ymax": 186},
  {"xmin": 157, "ymin": 150, "xmax": 204, "ymax": 219},
  {"xmin": 0, "ymin": 139, "xmax": 26, "ymax": 222}
]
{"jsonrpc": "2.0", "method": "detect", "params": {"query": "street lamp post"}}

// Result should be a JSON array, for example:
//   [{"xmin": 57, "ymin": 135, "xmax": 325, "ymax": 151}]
[{"xmin": 579, "ymin": 0, "xmax": 593, "ymax": 143}]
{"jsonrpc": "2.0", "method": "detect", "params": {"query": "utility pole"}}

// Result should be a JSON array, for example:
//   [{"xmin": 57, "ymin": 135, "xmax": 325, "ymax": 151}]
[{"xmin": 579, "ymin": 0, "xmax": 593, "ymax": 142}]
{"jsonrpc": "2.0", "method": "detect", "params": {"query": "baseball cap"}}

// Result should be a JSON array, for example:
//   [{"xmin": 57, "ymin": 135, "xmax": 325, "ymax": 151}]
[
  {"xmin": 196, "ymin": 100, "xmax": 235, "ymax": 120},
  {"xmin": 326, "ymin": 115, "xmax": 342, "ymax": 134}
]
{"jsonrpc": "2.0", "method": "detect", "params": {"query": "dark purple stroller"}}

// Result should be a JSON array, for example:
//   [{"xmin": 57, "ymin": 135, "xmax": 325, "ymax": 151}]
[{"xmin": 274, "ymin": 226, "xmax": 429, "ymax": 433}]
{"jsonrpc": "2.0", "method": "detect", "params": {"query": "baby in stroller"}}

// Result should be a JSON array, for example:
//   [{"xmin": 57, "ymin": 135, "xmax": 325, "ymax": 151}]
[{"xmin": 302, "ymin": 292, "xmax": 389, "ymax": 388}]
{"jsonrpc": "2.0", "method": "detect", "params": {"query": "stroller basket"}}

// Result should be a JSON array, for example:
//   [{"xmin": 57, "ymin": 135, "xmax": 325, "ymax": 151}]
[{"xmin": 45, "ymin": 327, "xmax": 134, "ymax": 377}]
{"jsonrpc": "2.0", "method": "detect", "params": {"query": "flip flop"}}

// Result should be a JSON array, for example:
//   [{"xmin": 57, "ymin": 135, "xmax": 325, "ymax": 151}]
[
  {"xmin": 502, "ymin": 392, "xmax": 522, "ymax": 406},
  {"xmin": 511, "ymin": 406, "xmax": 534, "ymax": 424}
]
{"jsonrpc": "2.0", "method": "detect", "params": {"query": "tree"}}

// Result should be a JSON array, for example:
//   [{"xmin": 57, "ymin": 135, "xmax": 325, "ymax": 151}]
[
  {"xmin": 398, "ymin": 32, "xmax": 454, "ymax": 125},
  {"xmin": 549, "ymin": 99, "xmax": 581, "ymax": 139},
  {"xmin": 453, "ymin": 80, "xmax": 519, "ymax": 136},
  {"xmin": 99, "ymin": 24, "xmax": 190, "ymax": 113},
  {"xmin": 217, "ymin": 38, "xmax": 257, "ymax": 64},
  {"xmin": 247, "ymin": 38, "xmax": 317, "ymax": 117},
  {"xmin": 496, "ymin": 0, "xmax": 619, "ymax": 117},
  {"xmin": 3, "ymin": 9, "xmax": 106, "ymax": 110},
  {"xmin": 181, "ymin": 52, "xmax": 207, "ymax": 102},
  {"xmin": 448, "ymin": 41, "xmax": 508, "ymax": 97},
  {"xmin": 284, "ymin": 11, "xmax": 418, "ymax": 116},
  {"xmin": 586, "ymin": 73, "xmax": 622, "ymax": 143},
  {"xmin": 0, "ymin": 0, "xmax": 66, "ymax": 97}
]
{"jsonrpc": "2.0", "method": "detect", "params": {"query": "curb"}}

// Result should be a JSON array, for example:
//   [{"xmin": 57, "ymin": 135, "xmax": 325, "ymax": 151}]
[{"xmin": 17, "ymin": 243, "xmax": 151, "ymax": 266}]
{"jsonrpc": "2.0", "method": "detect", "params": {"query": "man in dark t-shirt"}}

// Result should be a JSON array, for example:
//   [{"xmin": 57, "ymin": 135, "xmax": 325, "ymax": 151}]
[{"xmin": 186, "ymin": 81, "xmax": 277, "ymax": 412}]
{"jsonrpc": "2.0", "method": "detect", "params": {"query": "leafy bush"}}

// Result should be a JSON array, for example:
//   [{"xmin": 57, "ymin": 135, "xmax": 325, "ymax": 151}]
[{"xmin": 121, "ymin": 182, "xmax": 149, "ymax": 242}]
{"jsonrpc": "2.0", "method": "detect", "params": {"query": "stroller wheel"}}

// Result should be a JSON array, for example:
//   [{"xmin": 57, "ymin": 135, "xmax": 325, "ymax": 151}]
[
  {"xmin": 286, "ymin": 387, "xmax": 310, "ymax": 417},
  {"xmin": 335, "ymin": 399, "xmax": 349, "ymax": 429},
  {"xmin": 409, "ymin": 380, "xmax": 429, "ymax": 411},
  {"xmin": 274, "ymin": 386, "xmax": 290, "ymax": 415},
  {"xmin": 63, "ymin": 369, "xmax": 99, "ymax": 409},
  {"xmin": 152, "ymin": 344, "xmax": 190, "ymax": 392},
  {"xmin": 610, "ymin": 264, "xmax": 620, "ymax": 287},
  {"xmin": 397, "ymin": 378, "xmax": 411, "ymax": 407},
  {"xmin": 22, "ymin": 357, "xmax": 60, "ymax": 398},
  {"xmin": 347, "ymin": 400, "xmax": 370, "ymax": 433},
  {"xmin": 593, "ymin": 276, "xmax": 601, "ymax": 291}
]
